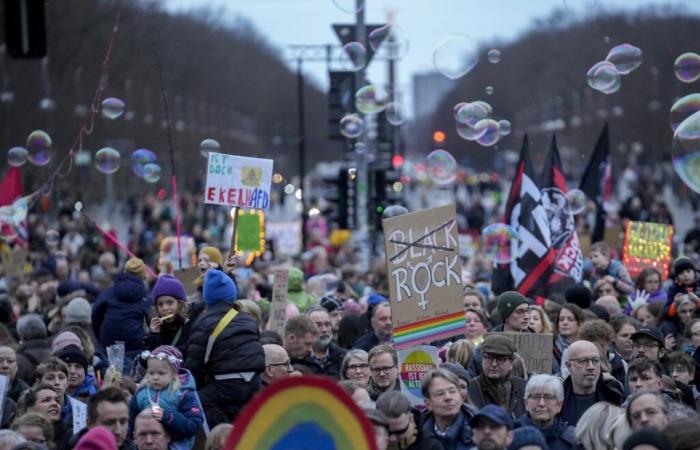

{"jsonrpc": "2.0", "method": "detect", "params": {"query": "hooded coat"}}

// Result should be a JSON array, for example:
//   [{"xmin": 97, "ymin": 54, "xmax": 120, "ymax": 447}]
[{"xmin": 286, "ymin": 267, "xmax": 316, "ymax": 312}]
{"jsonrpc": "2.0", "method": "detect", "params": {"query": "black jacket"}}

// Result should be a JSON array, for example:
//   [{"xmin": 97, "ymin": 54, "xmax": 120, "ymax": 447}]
[
  {"xmin": 516, "ymin": 414, "xmax": 575, "ymax": 450},
  {"xmin": 16, "ymin": 338, "xmax": 52, "ymax": 384},
  {"xmin": 420, "ymin": 404, "xmax": 476, "ymax": 450},
  {"xmin": 352, "ymin": 330, "xmax": 380, "ymax": 352},
  {"xmin": 293, "ymin": 342, "xmax": 347, "ymax": 379},
  {"xmin": 184, "ymin": 301, "xmax": 265, "ymax": 387},
  {"xmin": 561, "ymin": 374, "xmax": 624, "ymax": 426}
]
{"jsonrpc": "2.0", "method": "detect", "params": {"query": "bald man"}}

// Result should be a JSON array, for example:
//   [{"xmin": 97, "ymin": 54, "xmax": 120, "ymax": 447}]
[
  {"xmin": 595, "ymin": 296, "xmax": 622, "ymax": 318},
  {"xmin": 262, "ymin": 344, "xmax": 292, "ymax": 387},
  {"xmin": 561, "ymin": 340, "xmax": 624, "ymax": 426}
]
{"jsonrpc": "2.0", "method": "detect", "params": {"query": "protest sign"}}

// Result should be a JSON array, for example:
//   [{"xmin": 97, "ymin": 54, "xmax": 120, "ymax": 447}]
[
  {"xmin": 235, "ymin": 210, "xmax": 266, "ymax": 253},
  {"xmin": 70, "ymin": 397, "xmax": 87, "ymax": 434},
  {"xmin": 0, "ymin": 374, "xmax": 6, "ymax": 425},
  {"xmin": 174, "ymin": 267, "xmax": 201, "ymax": 299},
  {"xmin": 160, "ymin": 236, "xmax": 196, "ymax": 270},
  {"xmin": 268, "ymin": 269, "xmax": 289, "ymax": 336},
  {"xmin": 623, "ymin": 221, "xmax": 674, "ymax": 280},
  {"xmin": 204, "ymin": 152, "xmax": 273, "ymax": 209},
  {"xmin": 2, "ymin": 248, "xmax": 27, "ymax": 280},
  {"xmin": 383, "ymin": 204, "xmax": 465, "ymax": 350},
  {"xmin": 397, "ymin": 346, "xmax": 440, "ymax": 406},
  {"xmin": 486, "ymin": 332, "xmax": 553, "ymax": 374},
  {"xmin": 267, "ymin": 222, "xmax": 302, "ymax": 256}
]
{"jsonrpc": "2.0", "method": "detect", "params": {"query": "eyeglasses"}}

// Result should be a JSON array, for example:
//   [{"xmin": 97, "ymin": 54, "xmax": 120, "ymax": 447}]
[
  {"xmin": 370, "ymin": 365, "xmax": 396, "ymax": 375},
  {"xmin": 569, "ymin": 357, "xmax": 601, "ymax": 367},
  {"xmin": 527, "ymin": 393, "xmax": 558, "ymax": 402},
  {"xmin": 267, "ymin": 359, "xmax": 291, "ymax": 368},
  {"xmin": 483, "ymin": 354, "xmax": 512, "ymax": 365},
  {"xmin": 347, "ymin": 363, "xmax": 369, "ymax": 372},
  {"xmin": 633, "ymin": 342, "xmax": 660, "ymax": 350},
  {"xmin": 140, "ymin": 351, "xmax": 181, "ymax": 366},
  {"xmin": 512, "ymin": 307, "xmax": 530, "ymax": 316}
]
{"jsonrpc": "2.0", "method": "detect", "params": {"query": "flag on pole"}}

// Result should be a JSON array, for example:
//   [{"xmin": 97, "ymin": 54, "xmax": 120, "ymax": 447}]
[
  {"xmin": 579, "ymin": 123, "xmax": 612, "ymax": 243},
  {"xmin": 540, "ymin": 135, "xmax": 584, "ymax": 293}
]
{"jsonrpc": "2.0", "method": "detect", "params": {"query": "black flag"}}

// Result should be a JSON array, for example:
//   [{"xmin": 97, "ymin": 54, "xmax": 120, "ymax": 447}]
[{"xmin": 579, "ymin": 123, "xmax": 612, "ymax": 242}]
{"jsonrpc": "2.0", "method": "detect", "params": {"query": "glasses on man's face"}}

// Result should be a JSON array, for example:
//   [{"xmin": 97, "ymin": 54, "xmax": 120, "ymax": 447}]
[
  {"xmin": 347, "ymin": 363, "xmax": 369, "ymax": 372},
  {"xmin": 483, "ymin": 354, "xmax": 512, "ymax": 365},
  {"xmin": 570, "ymin": 357, "xmax": 601, "ymax": 367},
  {"xmin": 527, "ymin": 393, "xmax": 558, "ymax": 403},
  {"xmin": 633, "ymin": 341, "xmax": 659, "ymax": 350},
  {"xmin": 267, "ymin": 359, "xmax": 291, "ymax": 368},
  {"xmin": 370, "ymin": 365, "xmax": 396, "ymax": 375},
  {"xmin": 512, "ymin": 307, "xmax": 530, "ymax": 316}
]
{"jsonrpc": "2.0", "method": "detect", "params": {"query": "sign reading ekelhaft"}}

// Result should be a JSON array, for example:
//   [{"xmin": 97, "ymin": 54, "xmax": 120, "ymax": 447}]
[
  {"xmin": 383, "ymin": 204, "xmax": 465, "ymax": 350},
  {"xmin": 204, "ymin": 152, "xmax": 273, "ymax": 209}
]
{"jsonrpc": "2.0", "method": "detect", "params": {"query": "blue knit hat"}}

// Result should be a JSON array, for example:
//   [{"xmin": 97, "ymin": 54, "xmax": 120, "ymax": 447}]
[
  {"xmin": 203, "ymin": 270, "xmax": 237, "ymax": 305},
  {"xmin": 152, "ymin": 274, "xmax": 187, "ymax": 302},
  {"xmin": 508, "ymin": 426, "xmax": 548, "ymax": 450}
]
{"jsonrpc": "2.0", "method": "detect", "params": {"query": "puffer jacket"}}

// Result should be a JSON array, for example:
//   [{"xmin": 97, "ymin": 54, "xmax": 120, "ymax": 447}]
[
  {"xmin": 92, "ymin": 272, "xmax": 151, "ymax": 351},
  {"xmin": 184, "ymin": 301, "xmax": 265, "ymax": 387},
  {"xmin": 286, "ymin": 267, "xmax": 316, "ymax": 312}
]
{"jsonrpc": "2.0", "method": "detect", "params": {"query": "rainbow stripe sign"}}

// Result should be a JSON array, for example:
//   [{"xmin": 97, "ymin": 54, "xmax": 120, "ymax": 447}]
[
  {"xmin": 383, "ymin": 204, "xmax": 466, "ymax": 349},
  {"xmin": 224, "ymin": 376, "xmax": 378, "ymax": 450}
]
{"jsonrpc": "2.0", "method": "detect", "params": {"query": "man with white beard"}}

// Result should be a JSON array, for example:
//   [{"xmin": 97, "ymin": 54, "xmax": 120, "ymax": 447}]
[{"xmin": 294, "ymin": 307, "xmax": 348, "ymax": 378}]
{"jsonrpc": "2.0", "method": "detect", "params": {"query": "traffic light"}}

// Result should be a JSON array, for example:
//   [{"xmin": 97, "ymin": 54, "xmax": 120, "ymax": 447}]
[
  {"xmin": 327, "ymin": 71, "xmax": 356, "ymax": 140},
  {"xmin": 322, "ymin": 168, "xmax": 356, "ymax": 229},
  {"xmin": 369, "ymin": 168, "xmax": 403, "ymax": 230}
]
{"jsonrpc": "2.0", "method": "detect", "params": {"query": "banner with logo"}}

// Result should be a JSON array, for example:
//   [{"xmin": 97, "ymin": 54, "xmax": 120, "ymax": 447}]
[
  {"xmin": 204, "ymin": 152, "xmax": 273, "ymax": 209},
  {"xmin": 397, "ymin": 346, "xmax": 440, "ymax": 406}
]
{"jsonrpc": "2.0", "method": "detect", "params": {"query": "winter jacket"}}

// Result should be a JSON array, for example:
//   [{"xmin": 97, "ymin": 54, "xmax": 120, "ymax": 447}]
[
  {"xmin": 7, "ymin": 377, "xmax": 29, "ymax": 403},
  {"xmin": 286, "ymin": 267, "xmax": 316, "ymax": 312},
  {"xmin": 467, "ymin": 373, "xmax": 527, "ymax": 419},
  {"xmin": 593, "ymin": 259, "xmax": 634, "ymax": 295},
  {"xmin": 293, "ymin": 342, "xmax": 347, "ymax": 379},
  {"xmin": 16, "ymin": 337, "xmax": 52, "ymax": 384},
  {"xmin": 92, "ymin": 273, "xmax": 151, "ymax": 351},
  {"xmin": 665, "ymin": 278, "xmax": 700, "ymax": 316},
  {"xmin": 420, "ymin": 404, "xmax": 476, "ymax": 450},
  {"xmin": 69, "ymin": 373, "xmax": 98, "ymax": 403},
  {"xmin": 353, "ymin": 329, "xmax": 381, "ymax": 352},
  {"xmin": 516, "ymin": 414, "xmax": 575, "ymax": 450},
  {"xmin": 142, "ymin": 314, "xmax": 193, "ymax": 359},
  {"xmin": 560, "ymin": 374, "xmax": 624, "ymax": 426},
  {"xmin": 128, "ymin": 383, "xmax": 203, "ymax": 442},
  {"xmin": 184, "ymin": 301, "xmax": 265, "ymax": 387}
]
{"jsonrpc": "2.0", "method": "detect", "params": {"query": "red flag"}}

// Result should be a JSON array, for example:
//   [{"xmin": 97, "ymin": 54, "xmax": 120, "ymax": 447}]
[{"xmin": 0, "ymin": 167, "xmax": 23, "ymax": 206}]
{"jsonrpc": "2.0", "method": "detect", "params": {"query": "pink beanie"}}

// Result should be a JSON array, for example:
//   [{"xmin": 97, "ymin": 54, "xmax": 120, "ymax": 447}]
[
  {"xmin": 51, "ymin": 331, "xmax": 83, "ymax": 354},
  {"xmin": 75, "ymin": 426, "xmax": 117, "ymax": 450}
]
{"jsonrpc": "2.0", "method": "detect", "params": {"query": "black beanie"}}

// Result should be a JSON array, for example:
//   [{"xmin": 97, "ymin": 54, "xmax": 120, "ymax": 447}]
[
  {"xmin": 565, "ymin": 285, "xmax": 592, "ymax": 309},
  {"xmin": 588, "ymin": 303, "xmax": 610, "ymax": 322},
  {"xmin": 622, "ymin": 428, "xmax": 672, "ymax": 450},
  {"xmin": 56, "ymin": 345, "xmax": 88, "ymax": 372},
  {"xmin": 673, "ymin": 257, "xmax": 695, "ymax": 278}
]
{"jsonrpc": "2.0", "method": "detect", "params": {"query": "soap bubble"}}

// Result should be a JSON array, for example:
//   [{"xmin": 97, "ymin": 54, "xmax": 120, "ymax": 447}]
[
  {"xmin": 485, "ymin": 86, "xmax": 494, "ymax": 95},
  {"xmin": 426, "ymin": 149, "xmax": 457, "ymax": 185},
  {"xmin": 131, "ymin": 149, "xmax": 157, "ymax": 177},
  {"xmin": 487, "ymin": 49, "xmax": 501, "ymax": 64},
  {"xmin": 498, "ymin": 120, "xmax": 512, "ymax": 136},
  {"xmin": 45, "ymin": 229, "xmax": 60, "ymax": 247},
  {"xmin": 340, "ymin": 114, "xmax": 364, "ymax": 138},
  {"xmin": 672, "ymin": 110, "xmax": 700, "ymax": 194},
  {"xmin": 143, "ymin": 163, "xmax": 162, "ymax": 183},
  {"xmin": 475, "ymin": 119, "xmax": 501, "ymax": 147},
  {"xmin": 339, "ymin": 42, "xmax": 366, "ymax": 72},
  {"xmin": 455, "ymin": 102, "xmax": 489, "ymax": 126},
  {"xmin": 355, "ymin": 84, "xmax": 389, "ymax": 114},
  {"xmin": 456, "ymin": 122, "xmax": 488, "ymax": 141},
  {"xmin": 369, "ymin": 25, "xmax": 409, "ymax": 60},
  {"xmin": 670, "ymin": 94, "xmax": 700, "ymax": 132},
  {"xmin": 472, "ymin": 101, "xmax": 493, "ymax": 115},
  {"xmin": 95, "ymin": 147, "xmax": 121, "ymax": 174},
  {"xmin": 101, "ymin": 97, "xmax": 125, "ymax": 120},
  {"xmin": 674, "ymin": 52, "xmax": 700, "ymax": 83},
  {"xmin": 200, "ymin": 138, "xmax": 220, "ymax": 158},
  {"xmin": 482, "ymin": 223, "xmax": 516, "ymax": 264},
  {"xmin": 284, "ymin": 183, "xmax": 295, "ymax": 194},
  {"xmin": 605, "ymin": 43, "xmax": 643, "ymax": 75},
  {"xmin": 332, "ymin": 0, "xmax": 363, "ymax": 13},
  {"xmin": 25, "ymin": 130, "xmax": 52, "ymax": 166},
  {"xmin": 272, "ymin": 173, "xmax": 284, "ymax": 184},
  {"xmin": 386, "ymin": 103, "xmax": 405, "ymax": 126},
  {"xmin": 74, "ymin": 201, "xmax": 83, "ymax": 212},
  {"xmin": 586, "ymin": 61, "xmax": 621, "ymax": 93},
  {"xmin": 7, "ymin": 146, "xmax": 28, "ymax": 167},
  {"xmin": 433, "ymin": 34, "xmax": 479, "ymax": 80},
  {"xmin": 382, "ymin": 205, "xmax": 409, "ymax": 220},
  {"xmin": 566, "ymin": 189, "xmax": 587, "ymax": 215},
  {"xmin": 453, "ymin": 102, "xmax": 469, "ymax": 121}
]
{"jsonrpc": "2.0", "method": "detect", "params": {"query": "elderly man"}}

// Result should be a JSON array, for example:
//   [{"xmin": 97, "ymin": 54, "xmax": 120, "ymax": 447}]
[
  {"xmin": 0, "ymin": 345, "xmax": 29, "ymax": 402},
  {"xmin": 354, "ymin": 301, "xmax": 393, "ymax": 351},
  {"xmin": 262, "ymin": 344, "xmax": 292, "ymax": 387},
  {"xmin": 516, "ymin": 374, "xmax": 575, "ymax": 450},
  {"xmin": 296, "ymin": 307, "xmax": 347, "ymax": 378},
  {"xmin": 367, "ymin": 344, "xmax": 400, "ymax": 400},
  {"xmin": 561, "ymin": 340, "xmax": 623, "ymax": 426},
  {"xmin": 421, "ymin": 369, "xmax": 476, "ymax": 449},
  {"xmin": 133, "ymin": 409, "xmax": 171, "ymax": 450},
  {"xmin": 467, "ymin": 335, "xmax": 526, "ymax": 418},
  {"xmin": 626, "ymin": 391, "xmax": 672, "ymax": 431},
  {"xmin": 470, "ymin": 405, "xmax": 514, "ymax": 450},
  {"xmin": 376, "ymin": 391, "xmax": 443, "ymax": 450}
]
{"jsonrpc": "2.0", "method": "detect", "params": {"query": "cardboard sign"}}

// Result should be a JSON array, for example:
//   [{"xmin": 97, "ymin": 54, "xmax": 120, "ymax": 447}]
[
  {"xmin": 2, "ymin": 248, "xmax": 27, "ymax": 279},
  {"xmin": 486, "ymin": 332, "xmax": 554, "ymax": 374},
  {"xmin": 204, "ymin": 152, "xmax": 273, "ymax": 209},
  {"xmin": 383, "ymin": 204, "xmax": 465, "ymax": 350},
  {"xmin": 623, "ymin": 221, "xmax": 674, "ymax": 280},
  {"xmin": 235, "ymin": 210, "xmax": 265, "ymax": 253},
  {"xmin": 268, "ymin": 270, "xmax": 289, "ymax": 336},
  {"xmin": 160, "ymin": 236, "xmax": 196, "ymax": 270},
  {"xmin": 397, "ymin": 346, "xmax": 440, "ymax": 406},
  {"xmin": 174, "ymin": 267, "xmax": 201, "ymax": 299}
]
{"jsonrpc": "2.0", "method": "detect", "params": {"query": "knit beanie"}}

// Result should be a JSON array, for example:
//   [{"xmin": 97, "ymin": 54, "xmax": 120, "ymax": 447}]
[
  {"xmin": 51, "ymin": 331, "xmax": 83, "ymax": 354},
  {"xmin": 368, "ymin": 293, "xmax": 387, "ymax": 308},
  {"xmin": 588, "ymin": 303, "xmax": 610, "ymax": 322},
  {"xmin": 565, "ymin": 285, "xmax": 592, "ymax": 309},
  {"xmin": 497, "ymin": 291, "xmax": 529, "ymax": 321},
  {"xmin": 203, "ymin": 269, "xmax": 237, "ymax": 305},
  {"xmin": 150, "ymin": 345, "xmax": 182, "ymax": 372},
  {"xmin": 508, "ymin": 426, "xmax": 548, "ymax": 450},
  {"xmin": 65, "ymin": 297, "xmax": 92, "ymax": 324},
  {"xmin": 622, "ymin": 428, "xmax": 672, "ymax": 450},
  {"xmin": 199, "ymin": 246, "xmax": 224, "ymax": 267},
  {"xmin": 124, "ymin": 257, "xmax": 147, "ymax": 281},
  {"xmin": 75, "ymin": 426, "xmax": 117, "ymax": 450},
  {"xmin": 673, "ymin": 257, "xmax": 695, "ymax": 278},
  {"xmin": 152, "ymin": 274, "xmax": 186, "ymax": 302},
  {"xmin": 56, "ymin": 345, "xmax": 88, "ymax": 372}
]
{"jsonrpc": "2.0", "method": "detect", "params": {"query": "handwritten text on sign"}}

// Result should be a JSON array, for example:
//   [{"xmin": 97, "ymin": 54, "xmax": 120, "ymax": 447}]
[
  {"xmin": 204, "ymin": 152, "xmax": 273, "ymax": 209},
  {"xmin": 623, "ymin": 221, "xmax": 674, "ymax": 280},
  {"xmin": 487, "ymin": 332, "xmax": 554, "ymax": 374},
  {"xmin": 268, "ymin": 270, "xmax": 289, "ymax": 336}
]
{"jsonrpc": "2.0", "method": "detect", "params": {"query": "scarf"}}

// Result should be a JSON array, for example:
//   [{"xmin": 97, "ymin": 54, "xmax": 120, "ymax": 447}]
[
  {"xmin": 478, "ymin": 372, "xmax": 511, "ymax": 410},
  {"xmin": 367, "ymin": 377, "xmax": 400, "ymax": 401}
]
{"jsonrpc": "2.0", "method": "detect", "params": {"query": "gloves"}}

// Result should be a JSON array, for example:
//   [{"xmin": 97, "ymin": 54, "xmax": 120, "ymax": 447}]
[{"xmin": 628, "ymin": 290, "xmax": 650, "ymax": 311}]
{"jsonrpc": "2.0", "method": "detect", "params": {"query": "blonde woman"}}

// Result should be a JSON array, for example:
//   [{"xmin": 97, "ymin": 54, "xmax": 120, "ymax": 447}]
[
  {"xmin": 528, "ymin": 305, "xmax": 553, "ymax": 334},
  {"xmin": 575, "ymin": 402, "xmax": 627, "ymax": 450},
  {"xmin": 446, "ymin": 339, "xmax": 474, "ymax": 369}
]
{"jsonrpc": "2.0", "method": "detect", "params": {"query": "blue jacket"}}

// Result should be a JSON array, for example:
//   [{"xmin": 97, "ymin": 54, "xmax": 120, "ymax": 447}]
[
  {"xmin": 92, "ymin": 273, "xmax": 151, "ymax": 351},
  {"xmin": 420, "ymin": 404, "xmax": 476, "ymax": 450},
  {"xmin": 516, "ymin": 414, "xmax": 575, "ymax": 450}
]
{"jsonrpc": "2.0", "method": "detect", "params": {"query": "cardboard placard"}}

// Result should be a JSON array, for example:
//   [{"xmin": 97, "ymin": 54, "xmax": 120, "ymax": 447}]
[
  {"xmin": 486, "ymin": 332, "xmax": 554, "ymax": 374},
  {"xmin": 174, "ymin": 267, "xmax": 201, "ymax": 298},
  {"xmin": 623, "ymin": 221, "xmax": 674, "ymax": 280},
  {"xmin": 397, "ymin": 346, "xmax": 440, "ymax": 407},
  {"xmin": 383, "ymin": 204, "xmax": 465, "ymax": 349},
  {"xmin": 204, "ymin": 152, "xmax": 273, "ymax": 209},
  {"xmin": 268, "ymin": 270, "xmax": 289, "ymax": 336},
  {"xmin": 2, "ymin": 248, "xmax": 27, "ymax": 279}
]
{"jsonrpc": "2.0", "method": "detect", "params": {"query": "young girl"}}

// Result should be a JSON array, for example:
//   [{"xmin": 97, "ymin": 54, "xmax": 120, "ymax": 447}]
[
  {"xmin": 144, "ymin": 275, "xmax": 191, "ymax": 358},
  {"xmin": 128, "ymin": 346, "xmax": 203, "ymax": 449}
]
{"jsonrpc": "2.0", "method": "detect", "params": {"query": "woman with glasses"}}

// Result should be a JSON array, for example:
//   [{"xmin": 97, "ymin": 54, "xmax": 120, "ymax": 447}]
[
  {"xmin": 367, "ymin": 345, "xmax": 400, "ymax": 401},
  {"xmin": 340, "ymin": 349, "xmax": 371, "ymax": 388}
]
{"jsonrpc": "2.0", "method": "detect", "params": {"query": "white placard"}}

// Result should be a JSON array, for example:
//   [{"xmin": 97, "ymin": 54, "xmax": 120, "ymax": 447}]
[{"xmin": 204, "ymin": 152, "xmax": 273, "ymax": 209}]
